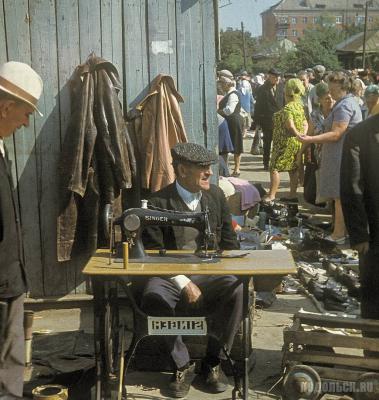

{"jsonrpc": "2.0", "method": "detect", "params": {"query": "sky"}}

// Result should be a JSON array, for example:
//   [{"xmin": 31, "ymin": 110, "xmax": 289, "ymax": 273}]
[{"xmin": 219, "ymin": 0, "xmax": 280, "ymax": 37}]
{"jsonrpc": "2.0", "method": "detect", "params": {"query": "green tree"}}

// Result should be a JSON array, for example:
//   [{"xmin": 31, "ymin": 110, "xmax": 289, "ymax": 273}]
[
  {"xmin": 218, "ymin": 28, "xmax": 258, "ymax": 73},
  {"xmin": 277, "ymin": 25, "xmax": 343, "ymax": 72}
]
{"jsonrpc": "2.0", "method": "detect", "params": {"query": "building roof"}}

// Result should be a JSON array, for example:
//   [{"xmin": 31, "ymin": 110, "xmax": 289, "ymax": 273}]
[
  {"xmin": 336, "ymin": 30, "xmax": 379, "ymax": 54},
  {"xmin": 262, "ymin": 0, "xmax": 379, "ymax": 14}
]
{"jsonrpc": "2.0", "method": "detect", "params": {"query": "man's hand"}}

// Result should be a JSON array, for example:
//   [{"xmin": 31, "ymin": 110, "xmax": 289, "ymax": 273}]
[
  {"xmin": 182, "ymin": 281, "xmax": 203, "ymax": 307},
  {"xmin": 352, "ymin": 241, "xmax": 369, "ymax": 255}
]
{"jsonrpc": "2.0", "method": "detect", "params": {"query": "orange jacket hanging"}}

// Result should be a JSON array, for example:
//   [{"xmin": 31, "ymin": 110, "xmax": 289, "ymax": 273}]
[{"xmin": 135, "ymin": 74, "xmax": 187, "ymax": 192}]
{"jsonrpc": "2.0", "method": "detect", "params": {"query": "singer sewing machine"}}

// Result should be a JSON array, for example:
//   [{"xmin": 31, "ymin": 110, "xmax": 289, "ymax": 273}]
[{"xmin": 108, "ymin": 202, "xmax": 218, "ymax": 265}]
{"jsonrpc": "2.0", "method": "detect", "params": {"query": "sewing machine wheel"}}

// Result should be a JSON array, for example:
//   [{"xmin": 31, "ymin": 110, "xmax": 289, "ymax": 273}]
[
  {"xmin": 354, "ymin": 373, "xmax": 379, "ymax": 400},
  {"xmin": 100, "ymin": 284, "xmax": 120, "ymax": 380}
]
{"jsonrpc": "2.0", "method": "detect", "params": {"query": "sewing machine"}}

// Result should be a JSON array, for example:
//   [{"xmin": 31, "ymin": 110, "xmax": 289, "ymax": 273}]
[{"xmin": 110, "ymin": 202, "xmax": 216, "ymax": 262}]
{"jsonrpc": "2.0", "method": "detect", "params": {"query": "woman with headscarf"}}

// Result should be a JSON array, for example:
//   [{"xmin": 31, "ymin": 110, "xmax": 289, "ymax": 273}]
[
  {"xmin": 218, "ymin": 72, "xmax": 244, "ymax": 177},
  {"xmin": 264, "ymin": 78, "xmax": 308, "ymax": 202},
  {"xmin": 298, "ymin": 71, "xmax": 362, "ymax": 244}
]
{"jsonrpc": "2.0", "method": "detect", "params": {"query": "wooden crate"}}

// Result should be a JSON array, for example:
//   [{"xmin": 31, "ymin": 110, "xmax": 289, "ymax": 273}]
[{"xmin": 282, "ymin": 312, "xmax": 379, "ymax": 398}]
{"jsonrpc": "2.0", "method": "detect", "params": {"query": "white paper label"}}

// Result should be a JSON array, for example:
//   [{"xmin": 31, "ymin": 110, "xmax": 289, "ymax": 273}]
[{"xmin": 148, "ymin": 316, "xmax": 207, "ymax": 335}]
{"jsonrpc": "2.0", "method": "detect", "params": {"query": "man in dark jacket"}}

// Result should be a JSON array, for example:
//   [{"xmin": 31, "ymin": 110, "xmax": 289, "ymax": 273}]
[
  {"xmin": 253, "ymin": 68, "xmax": 282, "ymax": 170},
  {"xmin": 0, "ymin": 61, "xmax": 43, "ymax": 397},
  {"xmin": 142, "ymin": 142, "xmax": 242, "ymax": 398},
  {"xmin": 341, "ymin": 114, "xmax": 379, "ymax": 347}
]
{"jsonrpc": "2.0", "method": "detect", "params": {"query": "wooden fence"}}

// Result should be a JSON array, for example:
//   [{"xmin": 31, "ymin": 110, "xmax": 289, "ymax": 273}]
[{"xmin": 0, "ymin": 0, "xmax": 218, "ymax": 297}]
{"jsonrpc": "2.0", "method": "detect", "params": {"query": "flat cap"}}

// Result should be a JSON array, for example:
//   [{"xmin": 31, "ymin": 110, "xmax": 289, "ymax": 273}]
[
  {"xmin": 313, "ymin": 65, "xmax": 326, "ymax": 74},
  {"xmin": 171, "ymin": 142, "xmax": 217, "ymax": 166},
  {"xmin": 218, "ymin": 69, "xmax": 234, "ymax": 79},
  {"xmin": 268, "ymin": 68, "xmax": 281, "ymax": 76}
]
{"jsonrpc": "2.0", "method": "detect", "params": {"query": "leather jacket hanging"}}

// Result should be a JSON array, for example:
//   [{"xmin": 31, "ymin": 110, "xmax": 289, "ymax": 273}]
[{"xmin": 57, "ymin": 54, "xmax": 137, "ymax": 261}]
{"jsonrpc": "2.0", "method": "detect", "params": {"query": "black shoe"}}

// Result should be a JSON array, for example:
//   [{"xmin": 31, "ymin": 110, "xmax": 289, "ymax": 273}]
[
  {"xmin": 167, "ymin": 363, "xmax": 196, "ymax": 398},
  {"xmin": 200, "ymin": 362, "xmax": 229, "ymax": 393}
]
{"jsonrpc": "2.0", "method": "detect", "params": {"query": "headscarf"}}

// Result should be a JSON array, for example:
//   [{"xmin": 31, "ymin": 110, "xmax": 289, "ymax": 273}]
[
  {"xmin": 285, "ymin": 78, "xmax": 305, "ymax": 102},
  {"xmin": 218, "ymin": 75, "xmax": 234, "ymax": 87}
]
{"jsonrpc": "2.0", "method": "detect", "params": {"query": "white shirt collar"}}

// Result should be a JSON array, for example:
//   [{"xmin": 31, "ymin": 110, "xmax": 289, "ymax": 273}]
[
  {"xmin": 0, "ymin": 139, "xmax": 4, "ymax": 158},
  {"xmin": 175, "ymin": 180, "xmax": 202, "ymax": 211}
]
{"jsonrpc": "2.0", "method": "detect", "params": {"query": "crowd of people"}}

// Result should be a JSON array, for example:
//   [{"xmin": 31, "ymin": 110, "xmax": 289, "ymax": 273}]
[{"xmin": 216, "ymin": 65, "xmax": 379, "ymax": 245}]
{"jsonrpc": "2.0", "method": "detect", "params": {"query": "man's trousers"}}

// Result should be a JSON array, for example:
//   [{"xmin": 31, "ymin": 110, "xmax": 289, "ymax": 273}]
[
  {"xmin": 0, "ymin": 294, "xmax": 25, "ymax": 397},
  {"xmin": 141, "ymin": 275, "xmax": 243, "ymax": 369}
]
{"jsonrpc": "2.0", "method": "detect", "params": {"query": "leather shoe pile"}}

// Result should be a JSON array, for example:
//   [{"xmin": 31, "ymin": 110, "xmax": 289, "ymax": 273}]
[{"xmin": 297, "ymin": 261, "xmax": 360, "ymax": 315}]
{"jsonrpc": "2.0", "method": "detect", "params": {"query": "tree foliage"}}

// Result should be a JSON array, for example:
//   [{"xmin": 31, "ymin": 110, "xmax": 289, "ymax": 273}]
[
  {"xmin": 277, "ymin": 25, "xmax": 343, "ymax": 72},
  {"xmin": 218, "ymin": 28, "xmax": 258, "ymax": 73}
]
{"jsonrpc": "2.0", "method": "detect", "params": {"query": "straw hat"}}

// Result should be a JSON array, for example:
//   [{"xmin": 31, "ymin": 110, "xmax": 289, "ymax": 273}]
[{"xmin": 0, "ymin": 61, "xmax": 43, "ymax": 115}]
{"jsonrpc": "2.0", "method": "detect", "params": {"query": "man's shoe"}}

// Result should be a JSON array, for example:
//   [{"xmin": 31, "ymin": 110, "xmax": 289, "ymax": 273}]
[
  {"xmin": 200, "ymin": 362, "xmax": 229, "ymax": 393},
  {"xmin": 167, "ymin": 363, "xmax": 196, "ymax": 398}
]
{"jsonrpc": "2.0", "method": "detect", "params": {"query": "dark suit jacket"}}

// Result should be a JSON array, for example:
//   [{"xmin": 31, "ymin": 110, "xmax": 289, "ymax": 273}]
[
  {"xmin": 340, "ymin": 114, "xmax": 379, "ymax": 250},
  {"xmin": 142, "ymin": 182, "xmax": 239, "ymax": 251},
  {"xmin": 0, "ymin": 149, "xmax": 27, "ymax": 298},
  {"xmin": 254, "ymin": 80, "xmax": 282, "ymax": 127}
]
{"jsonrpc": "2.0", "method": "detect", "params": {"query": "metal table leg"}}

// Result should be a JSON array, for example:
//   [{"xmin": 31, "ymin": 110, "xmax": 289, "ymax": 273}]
[{"xmin": 243, "ymin": 276, "xmax": 251, "ymax": 400}]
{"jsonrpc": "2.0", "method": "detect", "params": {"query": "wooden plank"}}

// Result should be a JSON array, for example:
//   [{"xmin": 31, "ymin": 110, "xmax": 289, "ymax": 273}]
[
  {"xmin": 78, "ymin": 0, "xmax": 101, "ymax": 62},
  {"xmin": 284, "ymin": 330, "xmax": 379, "ymax": 352},
  {"xmin": 175, "ymin": 0, "xmax": 203, "ymax": 143},
  {"xmin": 56, "ymin": 0, "xmax": 81, "ymax": 294},
  {"xmin": 123, "ymin": 0, "xmax": 149, "ymax": 109},
  {"xmin": 29, "ymin": 0, "xmax": 66, "ymax": 297},
  {"xmin": 312, "ymin": 366, "xmax": 366, "ymax": 382},
  {"xmin": 3, "ymin": 0, "xmax": 44, "ymax": 296},
  {"xmin": 287, "ymin": 350, "xmax": 379, "ymax": 371},
  {"xmin": 200, "ymin": 0, "xmax": 218, "ymax": 156},
  {"xmin": 295, "ymin": 313, "xmax": 379, "ymax": 332},
  {"xmin": 0, "ymin": 0, "xmax": 7, "ymax": 65},
  {"xmin": 147, "ymin": 0, "xmax": 177, "ymax": 82},
  {"xmin": 100, "ymin": 0, "xmax": 123, "ymax": 84}
]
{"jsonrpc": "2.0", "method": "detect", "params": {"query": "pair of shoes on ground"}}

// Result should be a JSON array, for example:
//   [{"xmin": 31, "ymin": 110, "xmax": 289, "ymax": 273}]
[
  {"xmin": 167, "ymin": 361, "xmax": 229, "ymax": 398},
  {"xmin": 324, "ymin": 235, "xmax": 348, "ymax": 245}
]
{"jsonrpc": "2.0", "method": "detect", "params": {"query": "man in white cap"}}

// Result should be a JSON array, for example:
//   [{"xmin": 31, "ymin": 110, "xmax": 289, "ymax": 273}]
[{"xmin": 0, "ymin": 61, "xmax": 43, "ymax": 397}]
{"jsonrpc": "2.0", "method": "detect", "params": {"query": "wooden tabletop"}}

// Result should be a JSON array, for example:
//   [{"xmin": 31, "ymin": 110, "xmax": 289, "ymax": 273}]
[{"xmin": 82, "ymin": 249, "xmax": 296, "ymax": 277}]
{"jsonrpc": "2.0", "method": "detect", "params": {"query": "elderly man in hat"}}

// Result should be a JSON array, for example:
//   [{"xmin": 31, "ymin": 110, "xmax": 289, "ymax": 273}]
[
  {"xmin": 0, "ymin": 61, "xmax": 43, "ymax": 397},
  {"xmin": 253, "ymin": 68, "xmax": 283, "ymax": 170},
  {"xmin": 141, "ymin": 142, "xmax": 242, "ymax": 398}
]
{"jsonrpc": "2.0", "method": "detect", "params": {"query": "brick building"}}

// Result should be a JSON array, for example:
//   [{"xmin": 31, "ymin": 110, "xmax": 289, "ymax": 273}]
[{"xmin": 262, "ymin": 0, "xmax": 379, "ymax": 42}]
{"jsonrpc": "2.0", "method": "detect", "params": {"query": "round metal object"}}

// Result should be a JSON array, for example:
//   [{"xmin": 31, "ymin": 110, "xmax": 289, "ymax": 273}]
[
  {"xmin": 282, "ymin": 365, "xmax": 321, "ymax": 400},
  {"xmin": 354, "ymin": 373, "xmax": 379, "ymax": 400},
  {"xmin": 123, "ymin": 214, "xmax": 141, "ymax": 232}
]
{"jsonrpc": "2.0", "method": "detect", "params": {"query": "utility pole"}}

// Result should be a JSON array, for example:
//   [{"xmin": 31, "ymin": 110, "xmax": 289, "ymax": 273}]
[
  {"xmin": 241, "ymin": 21, "xmax": 247, "ymax": 71},
  {"xmin": 362, "ymin": 0, "xmax": 371, "ymax": 69}
]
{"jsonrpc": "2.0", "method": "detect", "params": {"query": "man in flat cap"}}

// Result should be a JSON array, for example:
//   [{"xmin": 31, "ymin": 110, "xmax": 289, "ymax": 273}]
[
  {"xmin": 254, "ymin": 68, "xmax": 283, "ymax": 170},
  {"xmin": 142, "ymin": 142, "xmax": 242, "ymax": 398},
  {"xmin": 0, "ymin": 61, "xmax": 43, "ymax": 397}
]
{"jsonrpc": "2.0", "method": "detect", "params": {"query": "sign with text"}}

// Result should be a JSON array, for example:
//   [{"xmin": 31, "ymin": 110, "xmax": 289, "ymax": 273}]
[{"xmin": 147, "ymin": 316, "xmax": 207, "ymax": 336}]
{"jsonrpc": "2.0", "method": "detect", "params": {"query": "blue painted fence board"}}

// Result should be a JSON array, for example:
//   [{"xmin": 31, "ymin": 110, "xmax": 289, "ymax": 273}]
[{"xmin": 1, "ymin": 0, "xmax": 217, "ymax": 297}]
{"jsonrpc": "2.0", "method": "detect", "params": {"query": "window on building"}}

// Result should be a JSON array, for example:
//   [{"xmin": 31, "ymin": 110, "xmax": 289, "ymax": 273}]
[
  {"xmin": 277, "ymin": 29, "xmax": 287, "ymax": 38},
  {"xmin": 303, "ymin": 16, "xmax": 308, "ymax": 23},
  {"xmin": 315, "ymin": 4, "xmax": 326, "ymax": 8},
  {"xmin": 279, "ymin": 17, "xmax": 288, "ymax": 24},
  {"xmin": 347, "ymin": 16, "xmax": 351, "ymax": 23},
  {"xmin": 369, "ymin": 16, "xmax": 373, "ymax": 22},
  {"xmin": 291, "ymin": 17, "xmax": 297, "ymax": 24},
  {"xmin": 336, "ymin": 16, "xmax": 343, "ymax": 24},
  {"xmin": 313, "ymin": 16, "xmax": 320, "ymax": 24},
  {"xmin": 356, "ymin": 15, "xmax": 365, "ymax": 25},
  {"xmin": 292, "ymin": 30, "xmax": 297, "ymax": 37}
]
